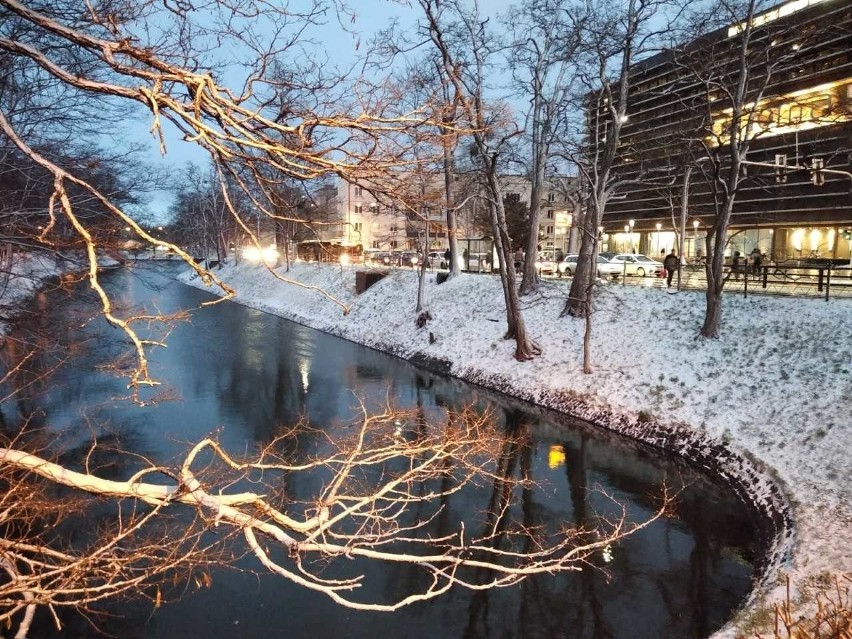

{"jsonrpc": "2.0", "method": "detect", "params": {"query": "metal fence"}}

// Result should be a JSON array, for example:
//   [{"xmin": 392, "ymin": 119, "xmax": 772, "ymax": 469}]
[{"xmin": 607, "ymin": 263, "xmax": 852, "ymax": 300}]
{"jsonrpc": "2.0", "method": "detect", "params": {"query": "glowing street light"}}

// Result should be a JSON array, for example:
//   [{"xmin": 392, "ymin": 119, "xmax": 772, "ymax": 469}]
[
  {"xmin": 655, "ymin": 222, "xmax": 662, "ymax": 256},
  {"xmin": 628, "ymin": 219, "xmax": 635, "ymax": 253}
]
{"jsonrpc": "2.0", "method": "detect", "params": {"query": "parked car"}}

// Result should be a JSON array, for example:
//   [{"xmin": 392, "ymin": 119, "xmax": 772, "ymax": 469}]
[
  {"xmin": 557, "ymin": 254, "xmax": 622, "ymax": 278},
  {"xmin": 399, "ymin": 251, "xmax": 420, "ymax": 267},
  {"xmin": 427, "ymin": 251, "xmax": 449, "ymax": 268},
  {"xmin": 599, "ymin": 252, "xmax": 663, "ymax": 277},
  {"xmin": 534, "ymin": 255, "xmax": 558, "ymax": 274}
]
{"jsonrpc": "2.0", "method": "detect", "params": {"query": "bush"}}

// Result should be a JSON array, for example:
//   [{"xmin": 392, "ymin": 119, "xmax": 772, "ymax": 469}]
[{"xmin": 736, "ymin": 574, "xmax": 851, "ymax": 639}]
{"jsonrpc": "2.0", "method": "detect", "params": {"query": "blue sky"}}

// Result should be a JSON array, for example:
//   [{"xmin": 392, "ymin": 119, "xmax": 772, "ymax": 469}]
[
  {"xmin": 133, "ymin": 1, "xmax": 421, "ymax": 218},
  {"xmin": 130, "ymin": 0, "xmax": 515, "ymax": 220}
]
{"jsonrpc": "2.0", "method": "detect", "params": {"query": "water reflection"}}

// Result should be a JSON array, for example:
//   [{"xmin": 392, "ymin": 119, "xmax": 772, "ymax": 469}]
[{"xmin": 0, "ymin": 263, "xmax": 756, "ymax": 638}]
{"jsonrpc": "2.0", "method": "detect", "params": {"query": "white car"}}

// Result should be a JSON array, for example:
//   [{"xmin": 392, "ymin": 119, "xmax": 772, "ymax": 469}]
[
  {"xmin": 599, "ymin": 252, "xmax": 663, "ymax": 277},
  {"xmin": 558, "ymin": 254, "xmax": 623, "ymax": 279}
]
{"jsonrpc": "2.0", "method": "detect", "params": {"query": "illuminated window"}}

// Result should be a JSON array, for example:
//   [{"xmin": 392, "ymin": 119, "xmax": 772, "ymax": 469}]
[
  {"xmin": 727, "ymin": 0, "xmax": 830, "ymax": 37},
  {"xmin": 709, "ymin": 78, "xmax": 852, "ymax": 145}
]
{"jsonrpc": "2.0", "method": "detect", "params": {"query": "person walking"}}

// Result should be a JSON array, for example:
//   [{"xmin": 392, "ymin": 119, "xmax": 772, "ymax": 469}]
[
  {"xmin": 663, "ymin": 249, "xmax": 678, "ymax": 288},
  {"xmin": 732, "ymin": 251, "xmax": 742, "ymax": 280},
  {"xmin": 513, "ymin": 247, "xmax": 524, "ymax": 271},
  {"xmin": 750, "ymin": 247, "xmax": 762, "ymax": 278}
]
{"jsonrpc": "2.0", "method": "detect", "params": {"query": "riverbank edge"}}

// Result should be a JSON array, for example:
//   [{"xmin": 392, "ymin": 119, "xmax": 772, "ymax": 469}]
[{"xmin": 179, "ymin": 265, "xmax": 795, "ymax": 636}]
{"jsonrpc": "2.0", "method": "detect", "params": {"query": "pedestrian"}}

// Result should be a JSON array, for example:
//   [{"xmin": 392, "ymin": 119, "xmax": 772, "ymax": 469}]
[
  {"xmin": 513, "ymin": 247, "xmax": 524, "ymax": 271},
  {"xmin": 658, "ymin": 249, "xmax": 667, "ymax": 279},
  {"xmin": 443, "ymin": 247, "xmax": 451, "ymax": 269},
  {"xmin": 663, "ymin": 249, "xmax": 678, "ymax": 288},
  {"xmin": 732, "ymin": 250, "xmax": 741, "ymax": 280},
  {"xmin": 555, "ymin": 248, "xmax": 564, "ymax": 277},
  {"xmin": 750, "ymin": 247, "xmax": 762, "ymax": 278}
]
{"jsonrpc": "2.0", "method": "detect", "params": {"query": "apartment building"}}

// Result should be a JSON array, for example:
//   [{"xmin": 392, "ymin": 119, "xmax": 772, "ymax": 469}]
[
  {"xmin": 318, "ymin": 174, "xmax": 576, "ymax": 254},
  {"xmin": 598, "ymin": 0, "xmax": 852, "ymax": 262}
]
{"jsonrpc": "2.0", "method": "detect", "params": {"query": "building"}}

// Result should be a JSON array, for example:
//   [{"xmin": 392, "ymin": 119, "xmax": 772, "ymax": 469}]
[
  {"xmin": 316, "ymin": 174, "xmax": 577, "ymax": 255},
  {"xmin": 598, "ymin": 0, "xmax": 852, "ymax": 263}
]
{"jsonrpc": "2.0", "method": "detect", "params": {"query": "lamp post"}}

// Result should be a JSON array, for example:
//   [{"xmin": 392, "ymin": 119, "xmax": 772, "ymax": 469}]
[
  {"xmin": 628, "ymin": 219, "xmax": 635, "ymax": 253},
  {"xmin": 655, "ymin": 222, "xmax": 662, "ymax": 257},
  {"xmin": 693, "ymin": 219, "xmax": 700, "ymax": 258},
  {"xmin": 623, "ymin": 224, "xmax": 629, "ymax": 285}
]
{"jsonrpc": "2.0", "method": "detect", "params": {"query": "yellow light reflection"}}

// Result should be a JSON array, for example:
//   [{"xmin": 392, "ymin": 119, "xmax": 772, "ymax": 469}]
[{"xmin": 548, "ymin": 444, "xmax": 566, "ymax": 470}]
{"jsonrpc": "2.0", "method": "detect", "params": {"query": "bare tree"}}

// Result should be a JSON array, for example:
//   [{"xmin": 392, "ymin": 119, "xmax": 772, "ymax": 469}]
[
  {"xmin": 419, "ymin": 0, "xmax": 541, "ymax": 360},
  {"xmin": 670, "ymin": 0, "xmax": 832, "ymax": 337},
  {"xmin": 506, "ymin": 0, "xmax": 582, "ymax": 295},
  {"xmin": 559, "ymin": 0, "xmax": 673, "ymax": 373},
  {"xmin": 0, "ymin": 390, "xmax": 669, "ymax": 637},
  {"xmin": 0, "ymin": 3, "xmax": 672, "ymax": 633}
]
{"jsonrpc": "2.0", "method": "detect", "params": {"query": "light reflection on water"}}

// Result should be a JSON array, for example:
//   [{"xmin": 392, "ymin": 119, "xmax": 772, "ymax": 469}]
[{"xmin": 0, "ymin": 263, "xmax": 757, "ymax": 639}]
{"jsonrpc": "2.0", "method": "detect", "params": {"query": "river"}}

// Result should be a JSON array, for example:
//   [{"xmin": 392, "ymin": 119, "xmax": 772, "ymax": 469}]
[{"xmin": 0, "ymin": 263, "xmax": 756, "ymax": 638}]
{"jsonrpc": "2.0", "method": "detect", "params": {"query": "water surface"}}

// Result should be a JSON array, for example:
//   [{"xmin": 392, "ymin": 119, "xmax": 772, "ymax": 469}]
[{"xmin": 1, "ymin": 263, "xmax": 756, "ymax": 638}]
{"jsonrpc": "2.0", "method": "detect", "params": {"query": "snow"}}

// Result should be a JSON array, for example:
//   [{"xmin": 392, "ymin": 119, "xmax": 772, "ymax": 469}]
[
  {"xmin": 0, "ymin": 252, "xmax": 63, "ymax": 335},
  {"xmin": 181, "ymin": 260, "xmax": 852, "ymax": 637}
]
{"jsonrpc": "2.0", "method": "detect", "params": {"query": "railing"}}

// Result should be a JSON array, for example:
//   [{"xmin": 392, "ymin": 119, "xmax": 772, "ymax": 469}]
[{"xmin": 683, "ymin": 261, "xmax": 852, "ymax": 300}]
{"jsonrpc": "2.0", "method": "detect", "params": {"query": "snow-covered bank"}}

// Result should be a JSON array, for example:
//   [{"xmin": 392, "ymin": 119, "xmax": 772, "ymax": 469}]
[
  {"xmin": 0, "ymin": 253, "xmax": 64, "ymax": 337},
  {"xmin": 182, "ymin": 261, "xmax": 849, "ymax": 636}
]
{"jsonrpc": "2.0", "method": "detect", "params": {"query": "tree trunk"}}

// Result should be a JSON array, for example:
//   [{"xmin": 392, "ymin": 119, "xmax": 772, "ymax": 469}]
[
  {"xmin": 444, "ymin": 126, "xmax": 461, "ymax": 279},
  {"xmin": 519, "ymin": 142, "xmax": 547, "ymax": 296},
  {"xmin": 700, "ymin": 286, "xmax": 722, "ymax": 338},
  {"xmin": 563, "ymin": 207, "xmax": 598, "ymax": 318},
  {"xmin": 489, "ymin": 196, "xmax": 540, "ymax": 361}
]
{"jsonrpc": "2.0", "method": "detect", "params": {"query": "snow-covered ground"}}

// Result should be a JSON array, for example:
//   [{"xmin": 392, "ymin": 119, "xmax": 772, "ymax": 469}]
[
  {"xmin": 181, "ymin": 260, "xmax": 851, "ymax": 637},
  {"xmin": 0, "ymin": 252, "xmax": 64, "ymax": 336}
]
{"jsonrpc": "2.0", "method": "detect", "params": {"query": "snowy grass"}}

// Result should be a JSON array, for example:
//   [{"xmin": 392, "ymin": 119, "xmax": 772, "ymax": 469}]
[{"xmin": 181, "ymin": 260, "xmax": 852, "ymax": 638}]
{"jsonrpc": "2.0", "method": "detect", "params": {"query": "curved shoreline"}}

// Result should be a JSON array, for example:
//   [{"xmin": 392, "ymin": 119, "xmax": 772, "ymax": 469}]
[
  {"xmin": 415, "ymin": 356, "xmax": 795, "ymax": 599},
  {"xmin": 179, "ymin": 262, "xmax": 798, "ymax": 629}
]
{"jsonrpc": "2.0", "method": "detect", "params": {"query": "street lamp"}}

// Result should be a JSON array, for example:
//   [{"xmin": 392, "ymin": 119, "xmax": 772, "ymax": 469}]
[
  {"xmin": 655, "ymin": 222, "xmax": 662, "ymax": 256},
  {"xmin": 693, "ymin": 220, "xmax": 700, "ymax": 257},
  {"xmin": 628, "ymin": 219, "xmax": 635, "ymax": 253}
]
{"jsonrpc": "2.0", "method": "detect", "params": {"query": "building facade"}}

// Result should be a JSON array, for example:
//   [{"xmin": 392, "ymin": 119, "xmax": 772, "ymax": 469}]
[
  {"xmin": 317, "ymin": 174, "xmax": 576, "ymax": 255},
  {"xmin": 598, "ymin": 0, "xmax": 852, "ymax": 263}
]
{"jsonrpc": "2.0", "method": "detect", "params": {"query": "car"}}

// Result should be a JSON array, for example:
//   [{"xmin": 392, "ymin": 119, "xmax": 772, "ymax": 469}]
[
  {"xmin": 557, "ymin": 254, "xmax": 623, "ymax": 278},
  {"xmin": 399, "ymin": 251, "xmax": 420, "ymax": 267},
  {"xmin": 427, "ymin": 251, "xmax": 449, "ymax": 268},
  {"xmin": 599, "ymin": 252, "xmax": 663, "ymax": 277}
]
